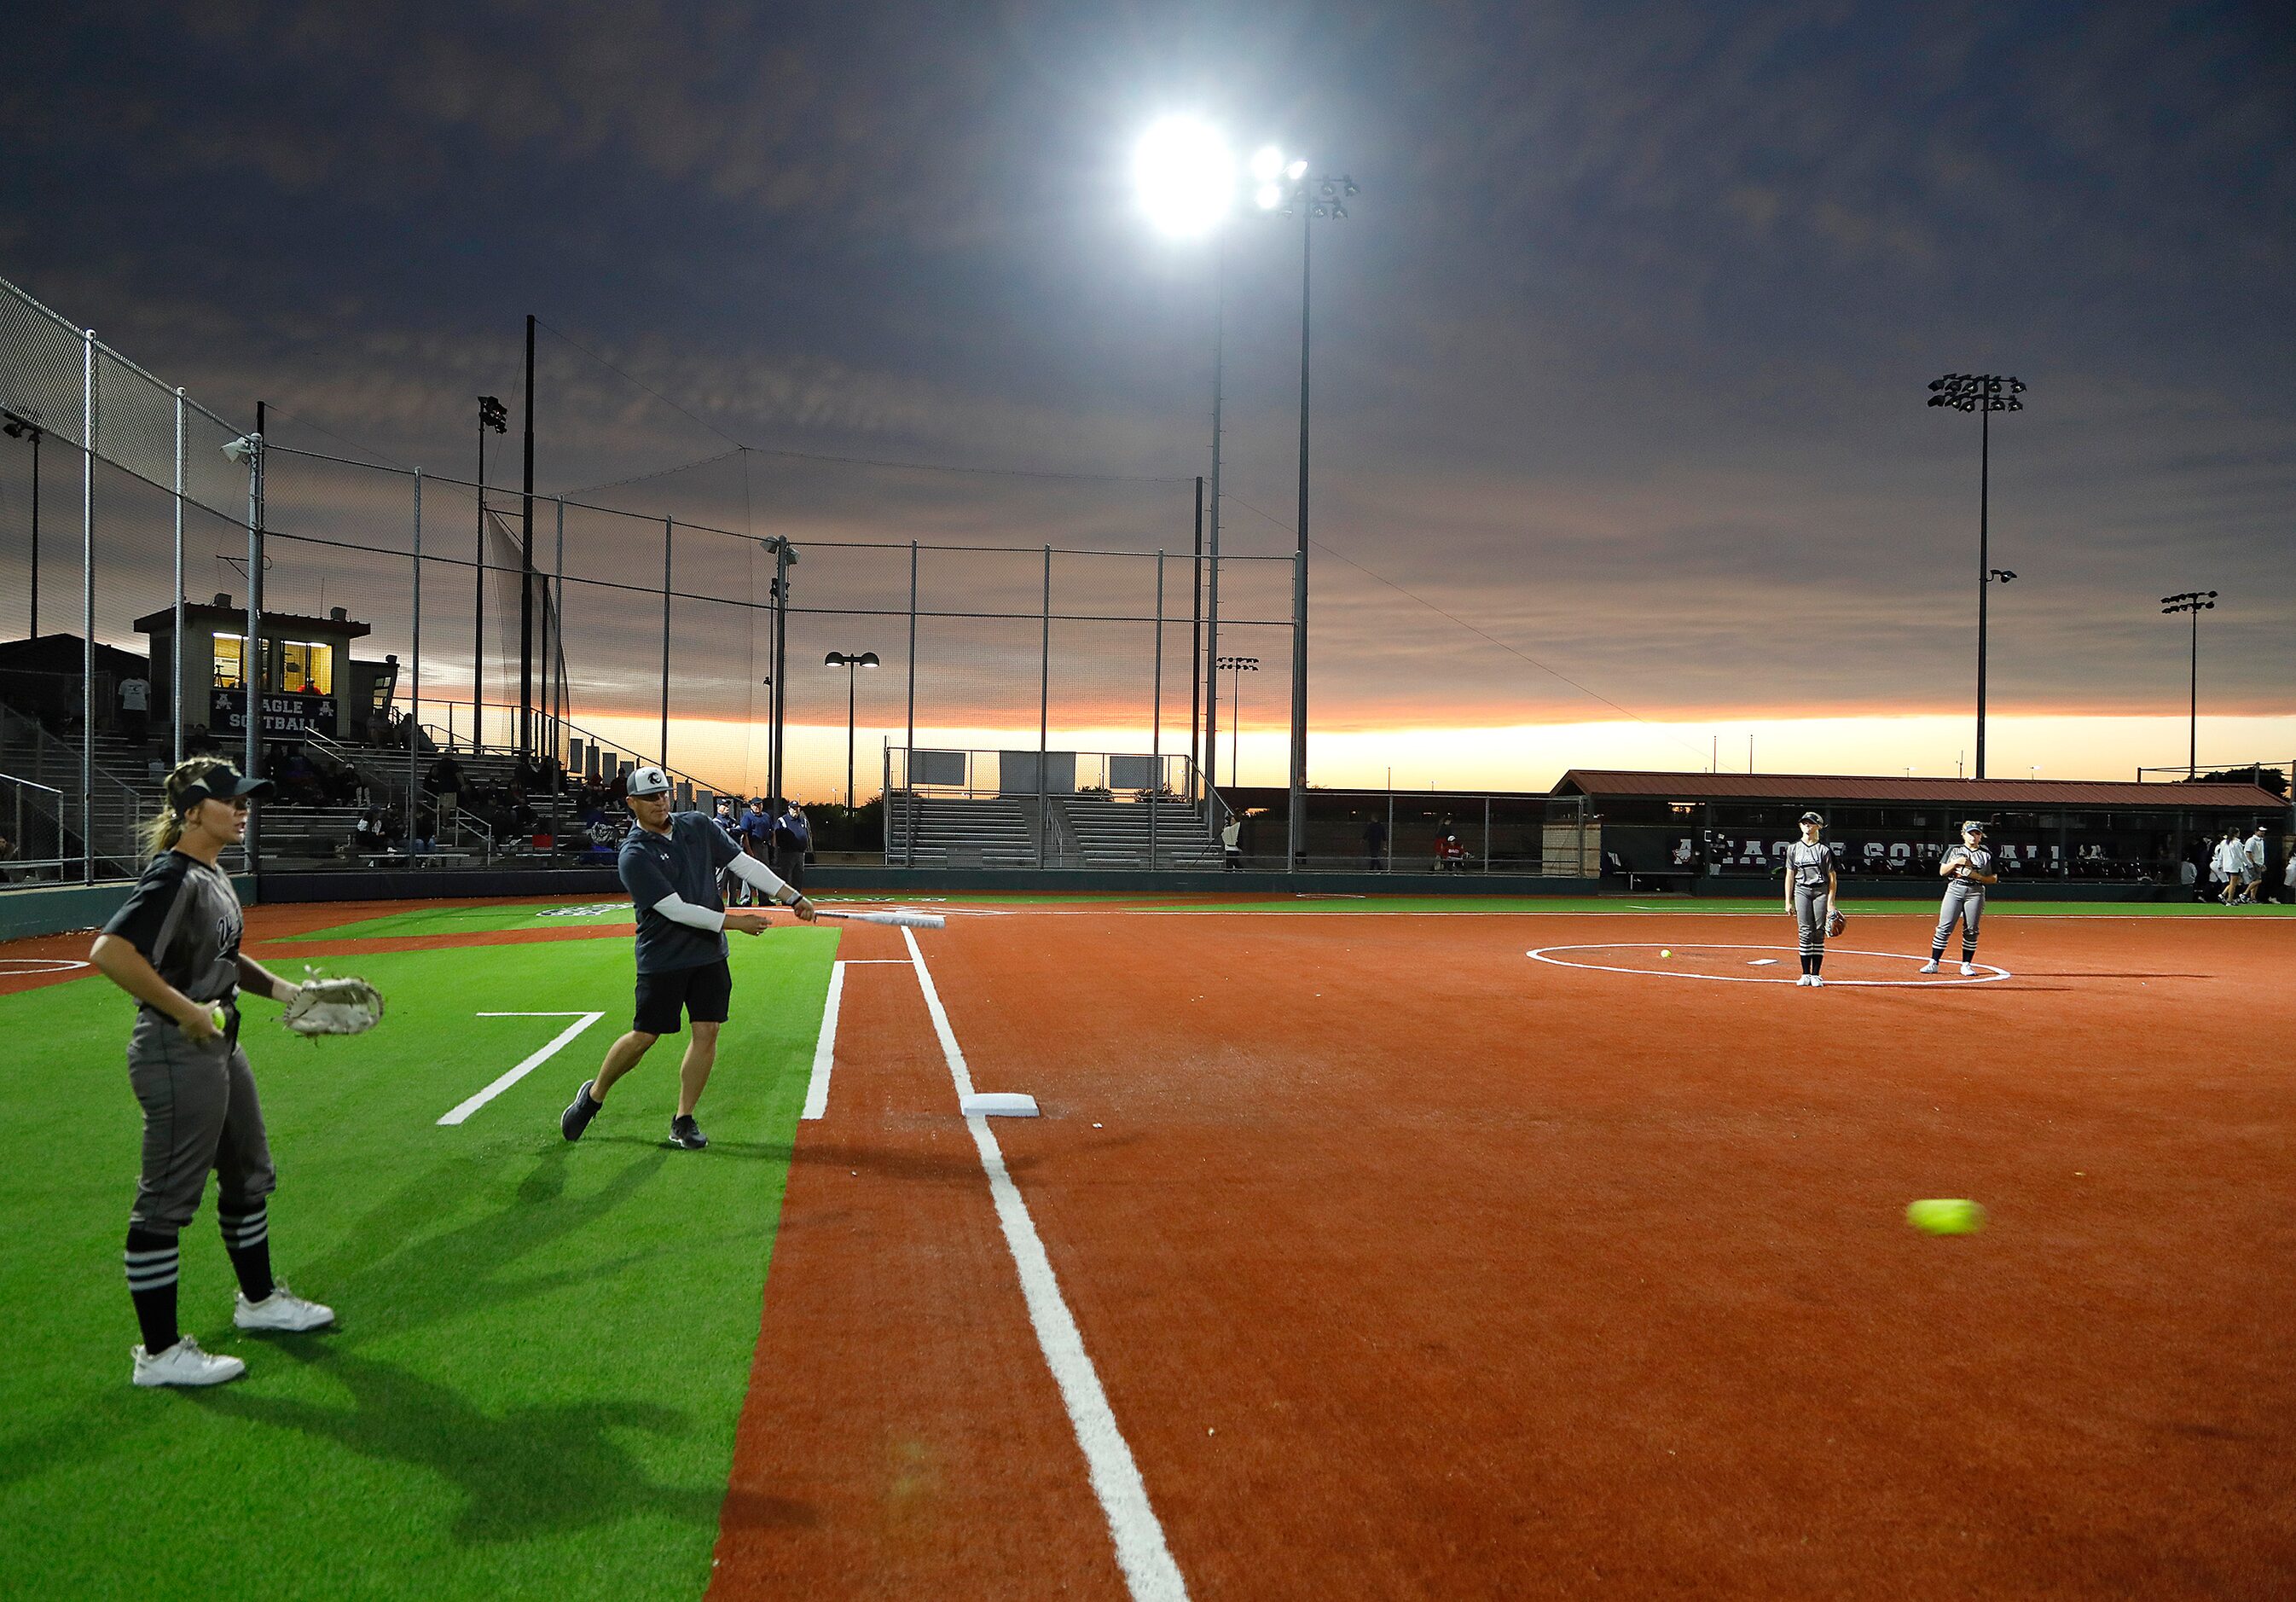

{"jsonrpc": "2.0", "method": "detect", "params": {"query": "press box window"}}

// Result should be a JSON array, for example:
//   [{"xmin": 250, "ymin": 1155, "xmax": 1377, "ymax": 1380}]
[
  {"xmin": 213, "ymin": 634, "xmax": 245, "ymax": 690},
  {"xmin": 280, "ymin": 641, "xmax": 333, "ymax": 694}
]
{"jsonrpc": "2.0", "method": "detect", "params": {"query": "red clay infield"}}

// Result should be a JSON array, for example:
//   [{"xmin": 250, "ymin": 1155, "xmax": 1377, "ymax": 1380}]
[{"xmin": 716, "ymin": 909, "xmax": 2295, "ymax": 1599}]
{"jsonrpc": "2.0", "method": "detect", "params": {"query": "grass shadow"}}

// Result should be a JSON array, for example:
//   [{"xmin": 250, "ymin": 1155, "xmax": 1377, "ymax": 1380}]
[{"xmin": 188, "ymin": 1343, "xmax": 760, "ymax": 1545}]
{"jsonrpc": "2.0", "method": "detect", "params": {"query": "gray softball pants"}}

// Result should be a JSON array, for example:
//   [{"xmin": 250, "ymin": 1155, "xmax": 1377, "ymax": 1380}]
[
  {"xmin": 125, "ymin": 1009, "xmax": 276, "ymax": 1235},
  {"xmin": 1794, "ymin": 885, "xmax": 1831, "ymax": 960},
  {"xmin": 1933, "ymin": 880, "xmax": 1985, "ymax": 955}
]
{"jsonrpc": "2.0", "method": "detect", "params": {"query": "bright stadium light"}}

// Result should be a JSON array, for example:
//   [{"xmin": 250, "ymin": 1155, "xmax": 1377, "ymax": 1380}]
[
  {"xmin": 1285, "ymin": 158, "xmax": 1307, "ymax": 180},
  {"xmin": 1255, "ymin": 183, "xmax": 1284, "ymax": 211},
  {"xmin": 1249, "ymin": 145, "xmax": 1284, "ymax": 183},
  {"xmin": 1134, "ymin": 117, "xmax": 1234, "ymax": 237}
]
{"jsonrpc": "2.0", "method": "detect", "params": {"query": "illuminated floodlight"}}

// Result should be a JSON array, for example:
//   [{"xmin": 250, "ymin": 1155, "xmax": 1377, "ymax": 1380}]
[
  {"xmin": 1285, "ymin": 158, "xmax": 1307, "ymax": 180},
  {"xmin": 1249, "ymin": 145, "xmax": 1284, "ymax": 183},
  {"xmin": 1255, "ymin": 183, "xmax": 1283, "ymax": 210},
  {"xmin": 1134, "ymin": 117, "xmax": 1234, "ymax": 237}
]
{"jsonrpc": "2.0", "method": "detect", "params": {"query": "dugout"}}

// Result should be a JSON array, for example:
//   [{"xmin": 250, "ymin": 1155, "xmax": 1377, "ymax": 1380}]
[{"xmin": 1553, "ymin": 769, "xmax": 2292, "ymax": 896}]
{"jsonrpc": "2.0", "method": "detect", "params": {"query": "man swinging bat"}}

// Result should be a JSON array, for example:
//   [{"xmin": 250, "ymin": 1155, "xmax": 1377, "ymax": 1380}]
[{"xmin": 561, "ymin": 766, "xmax": 816, "ymax": 1151}]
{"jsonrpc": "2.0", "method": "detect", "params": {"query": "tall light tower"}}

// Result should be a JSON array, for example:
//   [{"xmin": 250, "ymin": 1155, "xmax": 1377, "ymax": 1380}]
[
  {"xmin": 1217, "ymin": 653, "xmax": 1259, "ymax": 781},
  {"xmin": 474, "ymin": 393, "xmax": 508, "ymax": 749},
  {"xmin": 1134, "ymin": 118, "xmax": 1237, "ymax": 796},
  {"xmin": 1256, "ymin": 153, "xmax": 1358, "ymax": 867},
  {"xmin": 824, "ymin": 649, "xmax": 879, "ymax": 809},
  {"xmin": 1926, "ymin": 373, "xmax": 2024, "ymax": 779},
  {"xmin": 2160, "ymin": 590, "xmax": 2217, "ymax": 778}
]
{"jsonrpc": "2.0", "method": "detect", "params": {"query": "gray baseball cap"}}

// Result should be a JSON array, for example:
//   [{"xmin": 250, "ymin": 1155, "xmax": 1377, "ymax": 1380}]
[
  {"xmin": 1961, "ymin": 819, "xmax": 1987, "ymax": 832},
  {"xmin": 624, "ymin": 765, "xmax": 673, "ymax": 798}
]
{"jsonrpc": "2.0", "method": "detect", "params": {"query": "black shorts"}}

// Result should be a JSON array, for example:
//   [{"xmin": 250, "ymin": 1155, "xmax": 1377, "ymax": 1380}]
[{"xmin": 632, "ymin": 959, "xmax": 733, "ymax": 1037}]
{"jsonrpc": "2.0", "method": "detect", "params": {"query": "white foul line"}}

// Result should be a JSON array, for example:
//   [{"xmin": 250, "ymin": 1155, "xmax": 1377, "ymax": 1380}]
[
  {"xmin": 438, "ymin": 1012, "xmax": 606, "ymax": 1126},
  {"xmin": 900, "ymin": 926, "xmax": 1187, "ymax": 1601},
  {"xmin": 801, "ymin": 962, "xmax": 846, "ymax": 1121}
]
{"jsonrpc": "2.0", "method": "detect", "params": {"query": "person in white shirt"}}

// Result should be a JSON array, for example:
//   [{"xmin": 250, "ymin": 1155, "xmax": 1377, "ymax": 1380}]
[
  {"xmin": 2240, "ymin": 826, "xmax": 2268, "ymax": 904},
  {"xmin": 2212, "ymin": 833, "xmax": 2237, "ymax": 905}
]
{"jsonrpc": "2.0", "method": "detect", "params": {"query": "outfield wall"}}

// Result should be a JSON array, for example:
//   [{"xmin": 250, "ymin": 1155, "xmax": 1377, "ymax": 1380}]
[{"xmin": 0, "ymin": 875, "xmax": 258, "ymax": 942}]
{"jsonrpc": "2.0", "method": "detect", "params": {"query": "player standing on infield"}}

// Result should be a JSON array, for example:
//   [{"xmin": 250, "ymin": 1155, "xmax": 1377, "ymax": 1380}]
[
  {"xmin": 1922, "ymin": 820, "xmax": 1997, "ymax": 974},
  {"xmin": 89, "ymin": 758, "xmax": 335, "ymax": 1389},
  {"xmin": 1783, "ymin": 810, "xmax": 1837, "ymax": 987},
  {"xmin": 561, "ymin": 766, "xmax": 816, "ymax": 1152}
]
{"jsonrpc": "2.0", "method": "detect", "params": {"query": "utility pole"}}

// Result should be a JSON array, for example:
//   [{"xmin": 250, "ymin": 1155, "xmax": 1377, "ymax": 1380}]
[
  {"xmin": 519, "ymin": 316, "xmax": 536, "ymax": 756},
  {"xmin": 475, "ymin": 393, "xmax": 507, "ymax": 749}
]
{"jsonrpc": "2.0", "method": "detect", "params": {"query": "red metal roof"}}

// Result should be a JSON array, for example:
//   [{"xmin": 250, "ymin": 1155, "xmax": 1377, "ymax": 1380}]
[{"xmin": 1553, "ymin": 769, "xmax": 2286, "ymax": 810}]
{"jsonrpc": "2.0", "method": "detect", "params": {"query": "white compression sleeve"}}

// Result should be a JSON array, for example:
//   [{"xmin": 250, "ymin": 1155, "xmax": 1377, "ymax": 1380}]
[
  {"xmin": 725, "ymin": 851, "xmax": 797, "ymax": 904},
  {"xmin": 651, "ymin": 893, "xmax": 727, "ymax": 934}
]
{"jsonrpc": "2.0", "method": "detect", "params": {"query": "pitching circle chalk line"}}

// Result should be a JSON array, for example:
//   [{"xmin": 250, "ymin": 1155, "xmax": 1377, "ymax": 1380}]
[
  {"xmin": 1526, "ymin": 943, "xmax": 2010, "ymax": 987},
  {"xmin": 0, "ymin": 958, "xmax": 90, "ymax": 975}
]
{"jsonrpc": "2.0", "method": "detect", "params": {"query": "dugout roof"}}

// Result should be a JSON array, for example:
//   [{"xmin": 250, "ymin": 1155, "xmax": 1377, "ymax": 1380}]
[{"xmin": 1552, "ymin": 769, "xmax": 2286, "ymax": 813}]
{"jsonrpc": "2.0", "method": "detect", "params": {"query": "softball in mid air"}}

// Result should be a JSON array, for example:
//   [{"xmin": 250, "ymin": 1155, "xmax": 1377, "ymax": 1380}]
[
  {"xmin": 1659, "ymin": 949, "xmax": 1672, "ymax": 960},
  {"xmin": 1906, "ymin": 1199, "xmax": 1986, "ymax": 1236}
]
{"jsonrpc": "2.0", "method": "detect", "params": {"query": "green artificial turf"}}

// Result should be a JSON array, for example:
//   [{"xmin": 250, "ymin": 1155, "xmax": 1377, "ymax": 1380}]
[
  {"xmin": 282, "ymin": 900, "xmax": 637, "ymax": 940},
  {"xmin": 1121, "ymin": 895, "xmax": 2296, "ymax": 916},
  {"xmin": 0, "ymin": 927, "xmax": 838, "ymax": 1600}
]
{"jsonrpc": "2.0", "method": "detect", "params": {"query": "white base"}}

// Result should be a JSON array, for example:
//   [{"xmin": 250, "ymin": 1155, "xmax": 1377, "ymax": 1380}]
[{"xmin": 961, "ymin": 1092, "xmax": 1039, "ymax": 1118}]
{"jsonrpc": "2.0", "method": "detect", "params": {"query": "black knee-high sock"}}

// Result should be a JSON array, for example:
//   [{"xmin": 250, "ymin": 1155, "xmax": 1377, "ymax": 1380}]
[
  {"xmin": 1800, "ymin": 953, "xmax": 1814, "ymax": 974},
  {"xmin": 217, "ymin": 1201, "xmax": 273, "ymax": 1303},
  {"xmin": 1812, "ymin": 950, "xmax": 1824, "ymax": 974},
  {"xmin": 125, "ymin": 1228, "xmax": 181, "ymax": 1354},
  {"xmin": 1932, "ymin": 942, "xmax": 1947, "ymax": 961},
  {"xmin": 1962, "ymin": 942, "xmax": 1978, "ymax": 965}
]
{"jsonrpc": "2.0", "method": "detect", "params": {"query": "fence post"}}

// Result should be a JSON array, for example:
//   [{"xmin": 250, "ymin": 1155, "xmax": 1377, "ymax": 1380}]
[
  {"xmin": 1038, "ymin": 544, "xmax": 1051, "ymax": 869},
  {"xmin": 905, "ymin": 539, "xmax": 918, "ymax": 867},
  {"xmin": 171, "ymin": 389, "xmax": 185, "ymax": 766},
  {"xmin": 80, "ymin": 329, "xmax": 94, "ymax": 882},
  {"xmin": 409, "ymin": 470, "xmax": 422, "ymax": 843},
  {"xmin": 659, "ymin": 517, "xmax": 672, "ymax": 767},
  {"xmin": 1151, "ymin": 550, "xmax": 1163, "ymax": 872},
  {"xmin": 1483, "ymin": 794, "xmax": 1492, "ymax": 874}
]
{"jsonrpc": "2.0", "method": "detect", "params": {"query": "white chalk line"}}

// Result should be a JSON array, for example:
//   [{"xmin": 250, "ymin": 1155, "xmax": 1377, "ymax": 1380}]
[
  {"xmin": 1528, "ymin": 943, "xmax": 2011, "ymax": 987},
  {"xmin": 438, "ymin": 1012, "xmax": 606, "ymax": 1125},
  {"xmin": 0, "ymin": 957, "xmax": 90, "ymax": 974},
  {"xmin": 800, "ymin": 962, "xmax": 845, "ymax": 1121},
  {"xmin": 901, "ymin": 926, "xmax": 1187, "ymax": 1601}
]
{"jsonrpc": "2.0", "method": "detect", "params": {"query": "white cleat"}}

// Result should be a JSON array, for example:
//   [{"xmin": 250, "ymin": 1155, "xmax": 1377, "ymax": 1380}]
[
  {"xmin": 1918, "ymin": 960, "xmax": 1939, "ymax": 974},
  {"xmin": 133, "ymin": 1335, "xmax": 245, "ymax": 1389},
  {"xmin": 1809, "ymin": 974, "xmax": 1825, "ymax": 988},
  {"xmin": 235, "ymin": 1283, "xmax": 335, "ymax": 1333},
  {"xmin": 1960, "ymin": 962, "xmax": 1976, "ymax": 977},
  {"xmin": 1794, "ymin": 973, "xmax": 1810, "ymax": 986}
]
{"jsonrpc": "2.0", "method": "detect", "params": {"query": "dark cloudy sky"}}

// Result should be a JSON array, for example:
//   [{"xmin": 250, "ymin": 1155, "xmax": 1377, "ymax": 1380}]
[{"xmin": 1, "ymin": 2, "xmax": 2290, "ymax": 784}]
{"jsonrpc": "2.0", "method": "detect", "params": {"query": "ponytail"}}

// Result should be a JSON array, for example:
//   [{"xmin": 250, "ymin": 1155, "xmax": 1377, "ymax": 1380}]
[{"xmin": 145, "ymin": 757, "xmax": 236, "ymax": 859}]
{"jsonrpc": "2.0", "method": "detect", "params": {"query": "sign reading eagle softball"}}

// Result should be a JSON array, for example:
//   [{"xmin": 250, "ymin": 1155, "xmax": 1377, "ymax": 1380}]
[{"xmin": 210, "ymin": 688, "xmax": 333, "ymax": 740}]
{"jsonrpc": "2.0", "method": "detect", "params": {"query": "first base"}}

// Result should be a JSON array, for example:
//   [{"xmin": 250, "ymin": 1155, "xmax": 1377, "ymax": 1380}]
[{"xmin": 960, "ymin": 1092, "xmax": 1039, "ymax": 1117}]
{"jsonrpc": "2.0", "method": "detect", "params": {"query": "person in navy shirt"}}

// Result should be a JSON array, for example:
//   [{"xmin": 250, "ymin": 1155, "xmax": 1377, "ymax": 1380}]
[{"xmin": 560, "ymin": 767, "xmax": 815, "ymax": 1151}]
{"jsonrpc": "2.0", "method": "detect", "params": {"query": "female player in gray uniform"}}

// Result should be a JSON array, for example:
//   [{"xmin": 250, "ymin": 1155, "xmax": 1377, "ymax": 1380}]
[
  {"xmin": 1922, "ymin": 820, "xmax": 1997, "ymax": 974},
  {"xmin": 89, "ymin": 759, "xmax": 335, "ymax": 1389},
  {"xmin": 1783, "ymin": 810, "xmax": 1838, "ymax": 987}
]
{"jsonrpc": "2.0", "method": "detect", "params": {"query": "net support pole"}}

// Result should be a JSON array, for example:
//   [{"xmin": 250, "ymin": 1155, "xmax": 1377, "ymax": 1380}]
[
  {"xmin": 1151, "ymin": 549, "xmax": 1164, "ymax": 872},
  {"xmin": 905, "ymin": 539, "xmax": 918, "ymax": 867},
  {"xmin": 550, "ymin": 496, "xmax": 565, "ymax": 852},
  {"xmin": 80, "ymin": 328, "xmax": 94, "ymax": 883},
  {"xmin": 659, "ymin": 517, "xmax": 672, "ymax": 767},
  {"xmin": 1483, "ymin": 794, "xmax": 1492, "ymax": 874},
  {"xmin": 1037, "ymin": 543, "xmax": 1051, "ymax": 869},
  {"xmin": 1190, "ymin": 477, "xmax": 1203, "ymax": 788},
  {"xmin": 171, "ymin": 389, "xmax": 185, "ymax": 766},
  {"xmin": 519, "ymin": 314, "xmax": 536, "ymax": 757},
  {"xmin": 243, "ymin": 416, "xmax": 265, "ymax": 877},
  {"xmin": 409, "ymin": 469, "xmax": 422, "ymax": 833}
]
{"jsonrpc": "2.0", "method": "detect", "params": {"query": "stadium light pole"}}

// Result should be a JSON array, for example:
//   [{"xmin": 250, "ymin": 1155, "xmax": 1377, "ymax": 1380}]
[
  {"xmin": 1134, "ymin": 117, "xmax": 1238, "ymax": 800},
  {"xmin": 1926, "ymin": 373, "xmax": 2023, "ymax": 780},
  {"xmin": 1, "ymin": 409, "xmax": 40, "ymax": 638},
  {"xmin": 825, "ymin": 650, "xmax": 879, "ymax": 809},
  {"xmin": 2161, "ymin": 590, "xmax": 2217, "ymax": 778},
  {"xmin": 1257, "ymin": 152, "xmax": 1359, "ymax": 867},
  {"xmin": 1218, "ymin": 653, "xmax": 1259, "ymax": 783},
  {"xmin": 474, "ymin": 394, "xmax": 507, "ymax": 751}
]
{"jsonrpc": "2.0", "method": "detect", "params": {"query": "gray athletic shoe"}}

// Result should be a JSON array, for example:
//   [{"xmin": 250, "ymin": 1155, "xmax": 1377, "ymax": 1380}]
[
  {"xmin": 668, "ymin": 1114, "xmax": 709, "ymax": 1152},
  {"xmin": 561, "ymin": 1080, "xmax": 602, "ymax": 1142}
]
